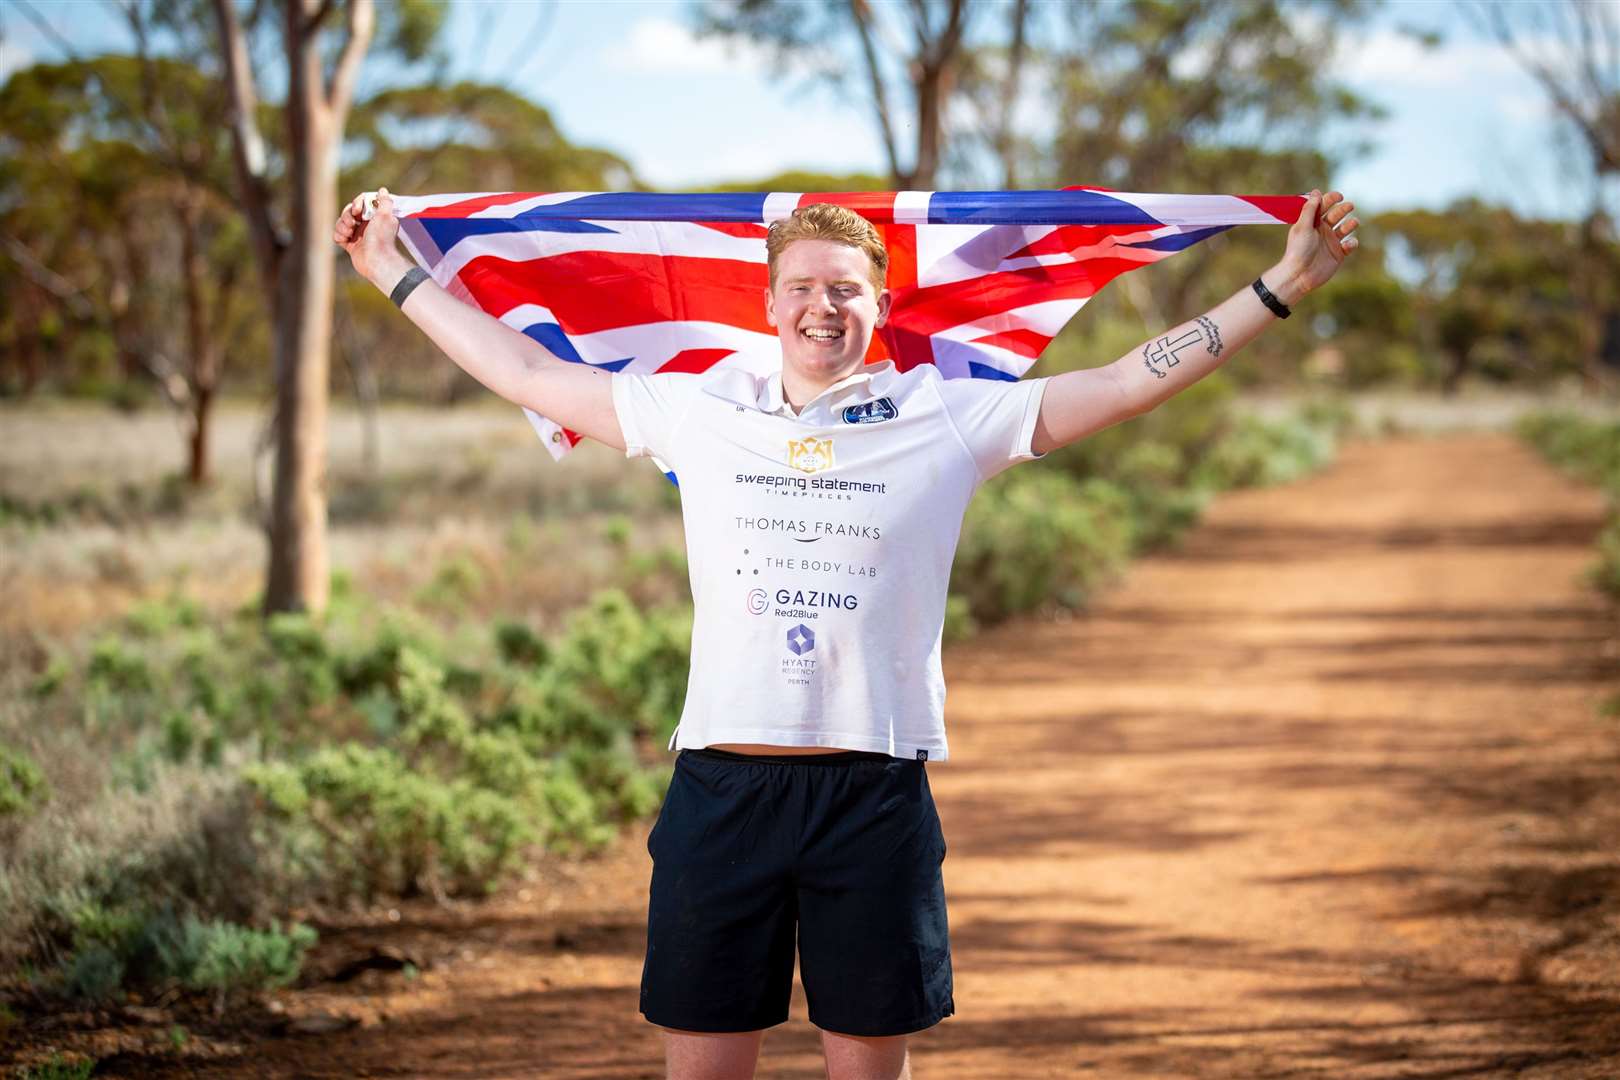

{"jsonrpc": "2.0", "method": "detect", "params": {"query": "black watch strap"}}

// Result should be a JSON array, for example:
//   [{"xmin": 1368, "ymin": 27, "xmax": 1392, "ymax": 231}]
[
  {"xmin": 389, "ymin": 266, "xmax": 430, "ymax": 308},
  {"xmin": 1252, "ymin": 276, "xmax": 1292, "ymax": 319}
]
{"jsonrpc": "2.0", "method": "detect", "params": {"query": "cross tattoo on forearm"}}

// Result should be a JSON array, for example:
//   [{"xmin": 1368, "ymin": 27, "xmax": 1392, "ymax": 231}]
[{"xmin": 1141, "ymin": 328, "xmax": 1203, "ymax": 380}]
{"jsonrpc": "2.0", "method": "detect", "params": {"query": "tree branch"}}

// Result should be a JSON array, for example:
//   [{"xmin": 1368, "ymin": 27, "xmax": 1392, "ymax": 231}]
[
  {"xmin": 12, "ymin": 0, "xmax": 81, "ymax": 61},
  {"xmin": 325, "ymin": 0, "xmax": 375, "ymax": 117},
  {"xmin": 1, "ymin": 233, "xmax": 94, "ymax": 318},
  {"xmin": 210, "ymin": 0, "xmax": 283, "ymax": 290},
  {"xmin": 304, "ymin": 0, "xmax": 337, "ymax": 39},
  {"xmin": 848, "ymin": 0, "xmax": 903, "ymax": 184},
  {"xmin": 996, "ymin": 0, "xmax": 1029, "ymax": 188}
]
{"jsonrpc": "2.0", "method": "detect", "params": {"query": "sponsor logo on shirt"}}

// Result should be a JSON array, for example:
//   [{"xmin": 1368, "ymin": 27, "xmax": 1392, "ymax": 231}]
[
  {"xmin": 746, "ymin": 586, "xmax": 861, "ymax": 620},
  {"xmin": 752, "ymin": 555, "xmax": 878, "ymax": 579},
  {"xmin": 842, "ymin": 397, "xmax": 898, "ymax": 425},
  {"xmin": 786, "ymin": 623, "xmax": 816, "ymax": 656},
  {"xmin": 735, "ymin": 516, "xmax": 882, "ymax": 542},
  {"xmin": 734, "ymin": 471, "xmax": 887, "ymax": 501},
  {"xmin": 786, "ymin": 436, "xmax": 835, "ymax": 474}
]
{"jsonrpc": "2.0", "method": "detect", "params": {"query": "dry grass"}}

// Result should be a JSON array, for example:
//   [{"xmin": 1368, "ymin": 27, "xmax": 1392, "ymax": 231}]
[
  {"xmin": 0, "ymin": 398, "xmax": 685, "ymax": 659},
  {"xmin": 1243, "ymin": 377, "xmax": 1616, "ymax": 435}
]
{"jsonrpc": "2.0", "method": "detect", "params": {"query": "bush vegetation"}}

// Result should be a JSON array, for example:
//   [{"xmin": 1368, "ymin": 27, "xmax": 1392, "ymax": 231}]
[
  {"xmin": 1518, "ymin": 411, "xmax": 1620, "ymax": 599},
  {"xmin": 949, "ymin": 383, "xmax": 1353, "ymax": 635},
  {"xmin": 2, "ymin": 582, "xmax": 683, "ymax": 1006},
  {"xmin": 2, "ymin": 387, "xmax": 1349, "ymax": 1013}
]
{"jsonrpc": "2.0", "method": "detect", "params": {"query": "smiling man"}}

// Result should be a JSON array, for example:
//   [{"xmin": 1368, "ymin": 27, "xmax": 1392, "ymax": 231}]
[{"xmin": 335, "ymin": 190, "xmax": 1359, "ymax": 1080}]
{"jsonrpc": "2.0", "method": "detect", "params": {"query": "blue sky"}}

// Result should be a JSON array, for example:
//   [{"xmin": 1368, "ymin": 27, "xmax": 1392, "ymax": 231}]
[{"xmin": 0, "ymin": 0, "xmax": 1591, "ymax": 220}]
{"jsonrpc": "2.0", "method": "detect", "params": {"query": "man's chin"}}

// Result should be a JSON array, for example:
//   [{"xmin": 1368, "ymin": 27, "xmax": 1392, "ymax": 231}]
[{"xmin": 785, "ymin": 351, "xmax": 861, "ymax": 378}]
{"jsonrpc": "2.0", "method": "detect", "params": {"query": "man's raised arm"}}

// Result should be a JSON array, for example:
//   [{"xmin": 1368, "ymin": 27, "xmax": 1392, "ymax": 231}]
[
  {"xmin": 1031, "ymin": 189, "xmax": 1360, "ymax": 456},
  {"xmin": 333, "ymin": 189, "xmax": 625, "ymax": 452}
]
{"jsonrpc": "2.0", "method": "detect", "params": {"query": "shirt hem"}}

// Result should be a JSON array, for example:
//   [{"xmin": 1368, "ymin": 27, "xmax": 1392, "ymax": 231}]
[{"xmin": 677, "ymin": 729, "xmax": 949, "ymax": 762}]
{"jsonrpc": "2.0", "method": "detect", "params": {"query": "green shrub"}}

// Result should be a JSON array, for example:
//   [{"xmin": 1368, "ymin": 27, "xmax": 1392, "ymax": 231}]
[
  {"xmin": 54, "ymin": 907, "xmax": 315, "ymax": 1004},
  {"xmin": 29, "ymin": 655, "xmax": 71, "ymax": 699},
  {"xmin": 17, "ymin": 1053, "xmax": 96, "ymax": 1079},
  {"xmin": 952, "ymin": 472, "xmax": 1136, "ymax": 626},
  {"xmin": 60, "ymin": 942, "xmax": 125, "ymax": 1002},
  {"xmin": 161, "ymin": 917, "xmax": 315, "ymax": 997},
  {"xmin": 494, "ymin": 619, "xmax": 549, "ymax": 667},
  {"xmin": 515, "ymin": 591, "xmax": 691, "ymax": 748},
  {"xmin": 1189, "ymin": 414, "xmax": 1336, "ymax": 491},
  {"xmin": 265, "ymin": 613, "xmax": 340, "ymax": 709},
  {"xmin": 246, "ymin": 743, "xmax": 535, "ymax": 900},
  {"xmin": 125, "ymin": 594, "xmax": 204, "ymax": 638},
  {"xmin": 0, "ymin": 742, "xmax": 48, "ymax": 819},
  {"xmin": 1518, "ymin": 412, "xmax": 1620, "ymax": 492},
  {"xmin": 1590, "ymin": 512, "xmax": 1620, "ymax": 601},
  {"xmin": 86, "ymin": 637, "xmax": 156, "ymax": 694},
  {"xmin": 416, "ymin": 553, "xmax": 485, "ymax": 611}
]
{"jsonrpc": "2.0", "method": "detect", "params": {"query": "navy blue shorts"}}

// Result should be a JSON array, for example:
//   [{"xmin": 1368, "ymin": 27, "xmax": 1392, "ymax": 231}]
[{"xmin": 640, "ymin": 747, "xmax": 953, "ymax": 1037}]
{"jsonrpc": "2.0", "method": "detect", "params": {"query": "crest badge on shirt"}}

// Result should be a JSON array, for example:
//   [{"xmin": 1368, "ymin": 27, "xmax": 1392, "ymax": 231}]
[
  {"xmin": 786, "ymin": 436, "xmax": 835, "ymax": 474},
  {"xmin": 842, "ymin": 397, "xmax": 898, "ymax": 425}
]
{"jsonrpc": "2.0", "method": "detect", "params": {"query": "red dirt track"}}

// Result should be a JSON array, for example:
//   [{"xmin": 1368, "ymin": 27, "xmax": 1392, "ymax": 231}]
[{"xmin": 92, "ymin": 433, "xmax": 1620, "ymax": 1077}]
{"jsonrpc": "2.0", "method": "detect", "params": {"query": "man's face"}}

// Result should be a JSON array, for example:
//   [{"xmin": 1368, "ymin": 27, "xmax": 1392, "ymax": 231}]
[{"xmin": 764, "ymin": 239, "xmax": 891, "ymax": 385}]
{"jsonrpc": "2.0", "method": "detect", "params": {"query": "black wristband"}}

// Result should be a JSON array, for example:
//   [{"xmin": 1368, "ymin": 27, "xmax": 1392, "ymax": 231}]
[
  {"xmin": 1251, "ymin": 276, "xmax": 1291, "ymax": 319},
  {"xmin": 389, "ymin": 266, "xmax": 430, "ymax": 308}
]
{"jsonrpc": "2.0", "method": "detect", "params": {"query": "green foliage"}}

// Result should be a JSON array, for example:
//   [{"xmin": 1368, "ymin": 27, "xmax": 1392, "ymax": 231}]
[
  {"xmin": 946, "ymin": 389, "xmax": 1346, "ymax": 631},
  {"xmin": 495, "ymin": 619, "xmax": 549, "ymax": 667},
  {"xmin": 16, "ymin": 1054, "xmax": 96, "ymax": 1080},
  {"xmin": 125, "ymin": 594, "xmax": 205, "ymax": 638},
  {"xmin": 1590, "ymin": 515, "xmax": 1620, "ymax": 602},
  {"xmin": 238, "ymin": 603, "xmax": 684, "ymax": 901},
  {"xmin": 952, "ymin": 472, "xmax": 1136, "ymax": 626},
  {"xmin": 162, "ymin": 918, "xmax": 315, "ymax": 996},
  {"xmin": 1188, "ymin": 414, "xmax": 1337, "ymax": 491},
  {"xmin": 1517, "ymin": 412, "xmax": 1620, "ymax": 492},
  {"xmin": 0, "ymin": 742, "xmax": 48, "ymax": 820},
  {"xmin": 415, "ymin": 553, "xmax": 486, "ymax": 612},
  {"xmin": 1379, "ymin": 203, "xmax": 1597, "ymax": 389},
  {"xmin": 86, "ymin": 636, "xmax": 156, "ymax": 694},
  {"xmin": 1519, "ymin": 412, "xmax": 1620, "ymax": 601},
  {"xmin": 500, "ymin": 591, "xmax": 691, "ymax": 749},
  {"xmin": 54, "ymin": 903, "xmax": 315, "ymax": 1004}
]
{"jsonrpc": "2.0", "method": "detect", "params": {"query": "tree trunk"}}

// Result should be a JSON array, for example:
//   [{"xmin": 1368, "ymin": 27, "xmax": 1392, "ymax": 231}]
[
  {"xmin": 179, "ymin": 192, "xmax": 218, "ymax": 485},
  {"xmin": 264, "ymin": 0, "xmax": 339, "ymax": 616}
]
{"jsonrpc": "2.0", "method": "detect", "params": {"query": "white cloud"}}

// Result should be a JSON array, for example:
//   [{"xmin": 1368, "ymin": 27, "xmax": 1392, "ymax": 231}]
[
  {"xmin": 607, "ymin": 16, "xmax": 773, "ymax": 76},
  {"xmin": 638, "ymin": 108, "xmax": 885, "ymax": 187},
  {"xmin": 0, "ymin": 39, "xmax": 33, "ymax": 81},
  {"xmin": 1342, "ymin": 27, "xmax": 1525, "ymax": 88}
]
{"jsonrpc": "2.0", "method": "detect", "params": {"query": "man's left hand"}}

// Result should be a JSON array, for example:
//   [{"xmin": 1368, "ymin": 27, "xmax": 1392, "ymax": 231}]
[{"xmin": 1270, "ymin": 189, "xmax": 1360, "ymax": 305}]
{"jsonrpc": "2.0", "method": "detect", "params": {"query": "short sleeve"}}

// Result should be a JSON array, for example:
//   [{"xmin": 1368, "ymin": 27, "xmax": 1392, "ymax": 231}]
[
  {"xmin": 611, "ymin": 372, "xmax": 702, "ymax": 463},
  {"xmin": 936, "ymin": 375, "xmax": 1051, "ymax": 482}
]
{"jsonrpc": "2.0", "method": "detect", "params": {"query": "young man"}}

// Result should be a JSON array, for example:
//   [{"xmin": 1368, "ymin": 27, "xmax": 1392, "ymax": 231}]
[{"xmin": 334, "ymin": 189, "xmax": 1359, "ymax": 1080}]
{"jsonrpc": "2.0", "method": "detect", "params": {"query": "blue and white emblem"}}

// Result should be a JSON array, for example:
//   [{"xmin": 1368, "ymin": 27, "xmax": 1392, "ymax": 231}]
[{"xmin": 841, "ymin": 397, "xmax": 899, "ymax": 425}]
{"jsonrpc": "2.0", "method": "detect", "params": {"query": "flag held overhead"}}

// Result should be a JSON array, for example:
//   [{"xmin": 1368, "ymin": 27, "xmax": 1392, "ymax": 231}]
[{"xmin": 379, "ymin": 188, "xmax": 1305, "ymax": 460}]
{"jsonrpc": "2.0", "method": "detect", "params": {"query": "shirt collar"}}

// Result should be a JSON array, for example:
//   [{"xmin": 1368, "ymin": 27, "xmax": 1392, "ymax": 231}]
[{"xmin": 761, "ymin": 359, "xmax": 897, "ymax": 417}]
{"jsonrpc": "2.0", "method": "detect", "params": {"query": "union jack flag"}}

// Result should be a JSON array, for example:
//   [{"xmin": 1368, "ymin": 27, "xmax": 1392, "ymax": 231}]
[{"xmin": 388, "ymin": 189, "xmax": 1304, "ymax": 460}]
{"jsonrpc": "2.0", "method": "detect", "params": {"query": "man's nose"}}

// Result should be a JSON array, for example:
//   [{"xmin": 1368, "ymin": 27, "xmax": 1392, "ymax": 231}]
[{"xmin": 810, "ymin": 290, "xmax": 838, "ymax": 314}]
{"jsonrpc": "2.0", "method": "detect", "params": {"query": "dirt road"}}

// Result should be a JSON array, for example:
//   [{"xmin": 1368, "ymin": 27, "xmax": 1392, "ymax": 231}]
[{"xmin": 110, "ymin": 432, "xmax": 1620, "ymax": 1078}]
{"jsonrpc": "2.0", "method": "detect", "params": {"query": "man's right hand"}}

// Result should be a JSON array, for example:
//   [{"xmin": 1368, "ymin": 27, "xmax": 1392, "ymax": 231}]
[{"xmin": 334, "ymin": 187, "xmax": 410, "ymax": 289}]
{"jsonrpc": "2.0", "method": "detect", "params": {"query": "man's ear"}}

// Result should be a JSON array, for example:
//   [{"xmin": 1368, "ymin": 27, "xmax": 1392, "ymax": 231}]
[
  {"xmin": 764, "ymin": 285, "xmax": 778, "ymax": 328},
  {"xmin": 875, "ymin": 288, "xmax": 892, "ymax": 330}
]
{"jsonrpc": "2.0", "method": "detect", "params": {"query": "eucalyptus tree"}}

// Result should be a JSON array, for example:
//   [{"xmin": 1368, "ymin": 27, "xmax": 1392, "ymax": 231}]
[
  {"xmin": 0, "ymin": 53, "xmax": 247, "ymax": 482},
  {"xmin": 207, "ymin": 0, "xmax": 445, "ymax": 615}
]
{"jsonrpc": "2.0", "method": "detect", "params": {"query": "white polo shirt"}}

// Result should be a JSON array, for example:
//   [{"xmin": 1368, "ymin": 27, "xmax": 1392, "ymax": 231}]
[{"xmin": 611, "ymin": 359, "xmax": 1049, "ymax": 762}]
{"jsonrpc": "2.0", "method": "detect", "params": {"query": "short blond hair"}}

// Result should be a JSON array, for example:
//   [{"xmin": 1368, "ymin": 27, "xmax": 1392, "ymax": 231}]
[{"xmin": 765, "ymin": 203, "xmax": 888, "ymax": 294}]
